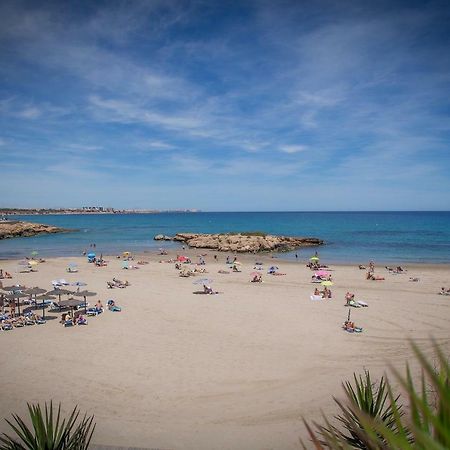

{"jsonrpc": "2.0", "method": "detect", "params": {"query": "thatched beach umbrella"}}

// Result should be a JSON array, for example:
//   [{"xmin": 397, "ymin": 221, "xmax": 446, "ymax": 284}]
[
  {"xmin": 35, "ymin": 294, "xmax": 56, "ymax": 319},
  {"xmin": 2, "ymin": 285, "xmax": 27, "ymax": 292},
  {"xmin": 5, "ymin": 292, "xmax": 29, "ymax": 316},
  {"xmin": 46, "ymin": 288, "xmax": 73, "ymax": 301},
  {"xmin": 73, "ymin": 290, "xmax": 96, "ymax": 313},
  {"xmin": 46, "ymin": 288, "xmax": 73, "ymax": 310},
  {"xmin": 24, "ymin": 287, "xmax": 47, "ymax": 305},
  {"xmin": 59, "ymin": 298, "xmax": 85, "ymax": 320}
]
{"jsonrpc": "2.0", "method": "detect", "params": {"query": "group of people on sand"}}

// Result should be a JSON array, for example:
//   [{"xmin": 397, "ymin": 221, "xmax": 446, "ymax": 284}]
[
  {"xmin": 439, "ymin": 287, "xmax": 450, "ymax": 295},
  {"xmin": 61, "ymin": 310, "xmax": 87, "ymax": 326},
  {"xmin": 313, "ymin": 286, "xmax": 332, "ymax": 299},
  {"xmin": 365, "ymin": 260, "xmax": 385, "ymax": 280}
]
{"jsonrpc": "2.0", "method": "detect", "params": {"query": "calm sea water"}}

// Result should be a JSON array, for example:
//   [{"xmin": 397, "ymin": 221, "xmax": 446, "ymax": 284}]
[{"xmin": 1, "ymin": 212, "xmax": 449, "ymax": 264}]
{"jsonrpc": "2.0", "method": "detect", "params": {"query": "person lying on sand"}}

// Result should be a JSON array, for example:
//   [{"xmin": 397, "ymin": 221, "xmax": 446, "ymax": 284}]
[
  {"xmin": 203, "ymin": 284, "xmax": 218, "ymax": 295},
  {"xmin": 343, "ymin": 320, "xmax": 363, "ymax": 333},
  {"xmin": 367, "ymin": 272, "xmax": 385, "ymax": 281}
]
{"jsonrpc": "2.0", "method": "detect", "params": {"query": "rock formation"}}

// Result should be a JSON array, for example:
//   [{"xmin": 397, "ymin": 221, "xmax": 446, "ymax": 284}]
[
  {"xmin": 155, "ymin": 232, "xmax": 324, "ymax": 253},
  {"xmin": 0, "ymin": 220, "xmax": 72, "ymax": 240}
]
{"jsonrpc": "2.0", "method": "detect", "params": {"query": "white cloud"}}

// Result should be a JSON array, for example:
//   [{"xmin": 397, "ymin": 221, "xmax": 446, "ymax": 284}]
[
  {"xmin": 279, "ymin": 145, "xmax": 307, "ymax": 154},
  {"xmin": 18, "ymin": 106, "xmax": 41, "ymax": 119}
]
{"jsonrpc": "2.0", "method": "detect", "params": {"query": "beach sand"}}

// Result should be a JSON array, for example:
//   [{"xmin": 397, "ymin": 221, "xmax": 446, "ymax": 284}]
[{"xmin": 0, "ymin": 251, "xmax": 449, "ymax": 449}]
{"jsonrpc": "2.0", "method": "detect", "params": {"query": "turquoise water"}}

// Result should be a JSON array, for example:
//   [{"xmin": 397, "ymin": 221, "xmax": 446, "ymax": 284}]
[{"xmin": 1, "ymin": 212, "xmax": 449, "ymax": 264}]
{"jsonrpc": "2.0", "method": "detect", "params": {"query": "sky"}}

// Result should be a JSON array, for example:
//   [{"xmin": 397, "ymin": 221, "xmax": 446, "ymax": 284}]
[{"xmin": 1, "ymin": 0, "xmax": 450, "ymax": 211}]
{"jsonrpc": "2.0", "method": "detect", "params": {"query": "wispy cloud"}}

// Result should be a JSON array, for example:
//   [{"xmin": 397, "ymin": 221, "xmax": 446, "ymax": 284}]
[{"xmin": 1, "ymin": 0, "xmax": 449, "ymax": 210}]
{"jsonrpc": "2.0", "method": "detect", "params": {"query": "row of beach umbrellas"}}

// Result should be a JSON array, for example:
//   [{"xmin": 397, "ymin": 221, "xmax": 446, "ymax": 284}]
[{"xmin": 0, "ymin": 284, "xmax": 96, "ymax": 319}]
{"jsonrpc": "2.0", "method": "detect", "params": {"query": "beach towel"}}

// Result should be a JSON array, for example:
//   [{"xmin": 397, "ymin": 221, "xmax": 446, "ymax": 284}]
[{"xmin": 310, "ymin": 295, "xmax": 323, "ymax": 301}]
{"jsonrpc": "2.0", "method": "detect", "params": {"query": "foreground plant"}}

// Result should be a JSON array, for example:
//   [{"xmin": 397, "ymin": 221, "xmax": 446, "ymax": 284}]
[
  {"xmin": 0, "ymin": 402, "xmax": 95, "ymax": 450},
  {"xmin": 302, "ymin": 340, "xmax": 450, "ymax": 449}
]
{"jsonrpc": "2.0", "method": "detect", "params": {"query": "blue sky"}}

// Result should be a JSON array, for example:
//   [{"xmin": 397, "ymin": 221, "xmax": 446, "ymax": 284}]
[{"xmin": 1, "ymin": 0, "xmax": 450, "ymax": 211}]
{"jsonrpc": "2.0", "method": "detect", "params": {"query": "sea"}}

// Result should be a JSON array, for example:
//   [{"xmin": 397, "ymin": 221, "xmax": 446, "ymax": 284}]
[{"xmin": 1, "ymin": 211, "xmax": 449, "ymax": 264}]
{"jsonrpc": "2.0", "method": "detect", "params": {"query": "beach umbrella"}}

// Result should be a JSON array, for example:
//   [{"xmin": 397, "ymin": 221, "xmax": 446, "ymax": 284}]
[
  {"xmin": 232, "ymin": 261, "xmax": 242, "ymax": 265},
  {"xmin": 268, "ymin": 266, "xmax": 279, "ymax": 271},
  {"xmin": 177, "ymin": 255, "xmax": 188, "ymax": 262},
  {"xmin": 193, "ymin": 278, "xmax": 213, "ymax": 285},
  {"xmin": 73, "ymin": 290, "xmax": 96, "ymax": 313},
  {"xmin": 250, "ymin": 272, "xmax": 261, "ymax": 277},
  {"xmin": 68, "ymin": 262, "xmax": 78, "ymax": 267},
  {"xmin": 18, "ymin": 260, "xmax": 30, "ymax": 266},
  {"xmin": 5, "ymin": 292, "xmax": 29, "ymax": 315},
  {"xmin": 35, "ymin": 294, "xmax": 56, "ymax": 319},
  {"xmin": 321, "ymin": 280, "xmax": 333, "ymax": 287},
  {"xmin": 28, "ymin": 260, "xmax": 38, "ymax": 266},
  {"xmin": 310, "ymin": 256, "xmax": 320, "ymax": 261},
  {"xmin": 59, "ymin": 298, "xmax": 84, "ymax": 309},
  {"xmin": 46, "ymin": 288, "xmax": 73, "ymax": 304},
  {"xmin": 24, "ymin": 287, "xmax": 46, "ymax": 295},
  {"xmin": 24, "ymin": 287, "xmax": 47, "ymax": 305},
  {"xmin": 2, "ymin": 285, "xmax": 27, "ymax": 292},
  {"xmin": 31, "ymin": 251, "xmax": 38, "ymax": 257}
]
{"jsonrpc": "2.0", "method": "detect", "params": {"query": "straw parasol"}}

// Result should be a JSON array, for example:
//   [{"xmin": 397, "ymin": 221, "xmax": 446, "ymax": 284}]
[
  {"xmin": 321, "ymin": 280, "xmax": 333, "ymax": 287},
  {"xmin": 35, "ymin": 294, "xmax": 56, "ymax": 319},
  {"xmin": 46, "ymin": 288, "xmax": 73, "ymax": 304},
  {"xmin": 5, "ymin": 292, "xmax": 29, "ymax": 316},
  {"xmin": 73, "ymin": 290, "xmax": 96, "ymax": 313}
]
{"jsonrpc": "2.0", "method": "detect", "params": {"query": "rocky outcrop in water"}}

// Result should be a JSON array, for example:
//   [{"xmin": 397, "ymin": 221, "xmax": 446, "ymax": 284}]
[
  {"xmin": 0, "ymin": 221, "xmax": 72, "ymax": 240},
  {"xmin": 155, "ymin": 232, "xmax": 324, "ymax": 253}
]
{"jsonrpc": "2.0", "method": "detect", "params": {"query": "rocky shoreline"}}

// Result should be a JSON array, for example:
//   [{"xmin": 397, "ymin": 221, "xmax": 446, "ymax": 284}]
[
  {"xmin": 154, "ymin": 232, "xmax": 324, "ymax": 253},
  {"xmin": 0, "ymin": 220, "xmax": 72, "ymax": 240}
]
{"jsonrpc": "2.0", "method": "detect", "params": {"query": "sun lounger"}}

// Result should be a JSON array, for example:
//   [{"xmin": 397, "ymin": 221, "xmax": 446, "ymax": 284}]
[
  {"xmin": 86, "ymin": 308, "xmax": 101, "ymax": 316},
  {"xmin": 1, "ymin": 322, "xmax": 13, "ymax": 331}
]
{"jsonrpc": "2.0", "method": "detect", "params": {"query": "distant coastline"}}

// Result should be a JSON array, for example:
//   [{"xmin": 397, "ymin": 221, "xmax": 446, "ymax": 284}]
[{"xmin": 0, "ymin": 208, "xmax": 201, "ymax": 215}]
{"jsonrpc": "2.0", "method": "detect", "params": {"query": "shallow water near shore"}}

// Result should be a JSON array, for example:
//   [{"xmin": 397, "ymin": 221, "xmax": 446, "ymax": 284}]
[{"xmin": 0, "ymin": 211, "xmax": 449, "ymax": 263}]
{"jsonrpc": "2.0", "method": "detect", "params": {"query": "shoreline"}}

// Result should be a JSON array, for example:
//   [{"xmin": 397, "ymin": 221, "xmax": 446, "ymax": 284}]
[{"xmin": 2, "ymin": 249, "xmax": 450, "ymax": 268}]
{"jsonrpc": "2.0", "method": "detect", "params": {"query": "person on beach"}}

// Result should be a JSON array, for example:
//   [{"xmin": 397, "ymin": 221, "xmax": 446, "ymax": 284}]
[
  {"xmin": 203, "ymin": 284, "xmax": 215, "ymax": 294},
  {"xmin": 345, "ymin": 292, "xmax": 355, "ymax": 304},
  {"xmin": 369, "ymin": 260, "xmax": 375, "ymax": 273},
  {"xmin": 314, "ymin": 287, "xmax": 320, "ymax": 296},
  {"xmin": 95, "ymin": 300, "xmax": 104, "ymax": 312}
]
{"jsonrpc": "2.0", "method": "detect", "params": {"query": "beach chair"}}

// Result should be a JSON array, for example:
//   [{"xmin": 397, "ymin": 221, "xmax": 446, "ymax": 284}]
[
  {"xmin": 86, "ymin": 308, "xmax": 100, "ymax": 317},
  {"xmin": 1, "ymin": 321, "xmax": 13, "ymax": 331}
]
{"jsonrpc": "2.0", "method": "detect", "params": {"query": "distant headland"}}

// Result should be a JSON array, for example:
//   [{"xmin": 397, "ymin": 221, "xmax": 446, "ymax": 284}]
[
  {"xmin": 0, "ymin": 220, "xmax": 72, "ymax": 240},
  {"xmin": 0, "ymin": 207, "xmax": 200, "ymax": 215}
]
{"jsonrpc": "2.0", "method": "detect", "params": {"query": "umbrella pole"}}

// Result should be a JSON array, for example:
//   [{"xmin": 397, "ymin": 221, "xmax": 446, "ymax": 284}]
[
  {"xmin": 347, "ymin": 309, "xmax": 351, "ymax": 322},
  {"xmin": 17, "ymin": 296, "xmax": 21, "ymax": 316},
  {"xmin": 84, "ymin": 296, "xmax": 87, "ymax": 314}
]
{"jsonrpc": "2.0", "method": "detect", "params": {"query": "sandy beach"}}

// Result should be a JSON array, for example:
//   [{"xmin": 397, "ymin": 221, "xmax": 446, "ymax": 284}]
[{"xmin": 0, "ymin": 251, "xmax": 449, "ymax": 450}]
